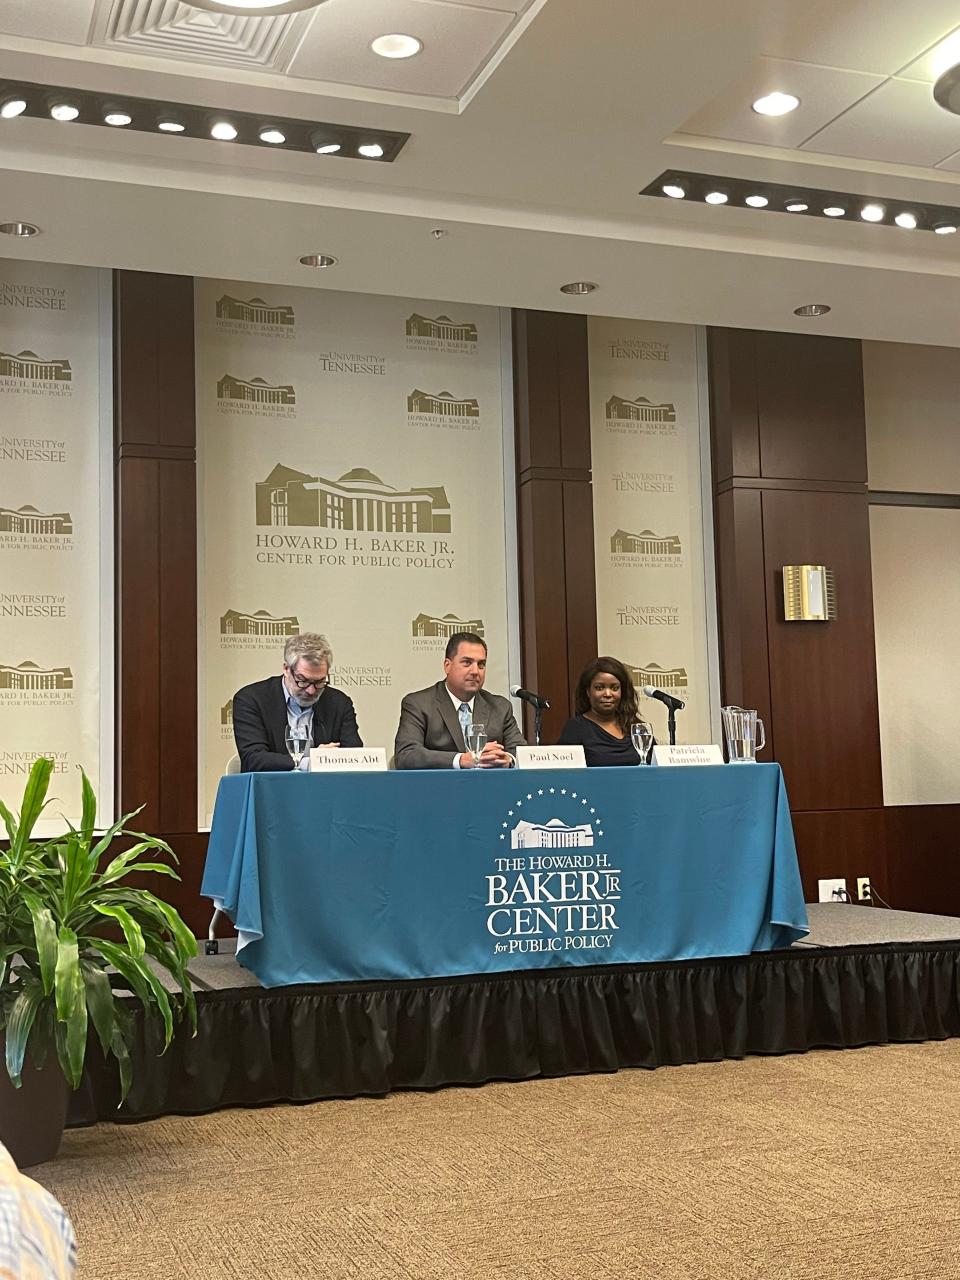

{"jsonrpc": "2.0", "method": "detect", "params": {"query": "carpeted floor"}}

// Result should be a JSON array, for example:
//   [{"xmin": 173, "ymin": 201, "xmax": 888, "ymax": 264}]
[{"xmin": 31, "ymin": 1040, "xmax": 960, "ymax": 1280}]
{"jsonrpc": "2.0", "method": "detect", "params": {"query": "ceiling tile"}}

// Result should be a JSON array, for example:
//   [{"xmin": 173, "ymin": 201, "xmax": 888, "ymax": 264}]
[
  {"xmin": 897, "ymin": 25, "xmax": 960, "ymax": 84},
  {"xmin": 289, "ymin": 0, "xmax": 514, "ymax": 98},
  {"xmin": 0, "ymin": 0, "xmax": 96, "ymax": 46},
  {"xmin": 800, "ymin": 77, "xmax": 960, "ymax": 167},
  {"xmin": 676, "ymin": 57, "xmax": 882, "ymax": 148},
  {"xmin": 761, "ymin": 0, "xmax": 960, "ymax": 77}
]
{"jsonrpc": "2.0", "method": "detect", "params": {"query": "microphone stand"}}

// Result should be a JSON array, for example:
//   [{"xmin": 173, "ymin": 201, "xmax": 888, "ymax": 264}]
[
  {"xmin": 667, "ymin": 705, "xmax": 677, "ymax": 747},
  {"xmin": 534, "ymin": 704, "xmax": 543, "ymax": 747}
]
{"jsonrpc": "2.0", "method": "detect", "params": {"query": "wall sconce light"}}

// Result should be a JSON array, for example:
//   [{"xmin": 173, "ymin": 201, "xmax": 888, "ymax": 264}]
[{"xmin": 782, "ymin": 565, "xmax": 836, "ymax": 621}]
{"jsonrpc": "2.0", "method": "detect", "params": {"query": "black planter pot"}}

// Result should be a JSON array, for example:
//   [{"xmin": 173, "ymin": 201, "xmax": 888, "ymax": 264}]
[{"xmin": 0, "ymin": 1042, "xmax": 71, "ymax": 1169}]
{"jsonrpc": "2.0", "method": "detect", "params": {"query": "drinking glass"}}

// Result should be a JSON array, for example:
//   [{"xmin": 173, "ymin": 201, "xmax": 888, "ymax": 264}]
[
  {"xmin": 285, "ymin": 727, "xmax": 310, "ymax": 771},
  {"xmin": 631, "ymin": 721, "xmax": 654, "ymax": 764},
  {"xmin": 465, "ymin": 721, "xmax": 487, "ymax": 768}
]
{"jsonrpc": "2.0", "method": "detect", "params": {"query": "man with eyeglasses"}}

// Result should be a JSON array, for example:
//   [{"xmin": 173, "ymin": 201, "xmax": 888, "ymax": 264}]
[{"xmin": 232, "ymin": 632, "xmax": 362, "ymax": 771}]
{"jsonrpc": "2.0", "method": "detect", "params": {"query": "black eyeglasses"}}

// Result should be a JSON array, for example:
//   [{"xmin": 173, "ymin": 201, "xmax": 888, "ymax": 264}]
[{"xmin": 289, "ymin": 671, "xmax": 328, "ymax": 691}]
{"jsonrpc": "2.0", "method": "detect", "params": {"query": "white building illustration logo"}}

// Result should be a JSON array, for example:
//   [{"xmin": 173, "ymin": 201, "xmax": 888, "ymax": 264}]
[{"xmin": 511, "ymin": 817, "xmax": 595, "ymax": 849}]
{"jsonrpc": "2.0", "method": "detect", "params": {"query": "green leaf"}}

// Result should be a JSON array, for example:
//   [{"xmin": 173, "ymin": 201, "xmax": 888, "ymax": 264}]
[
  {"xmin": 96, "ymin": 842, "xmax": 177, "ymax": 888},
  {"xmin": 80, "ymin": 960, "xmax": 116, "ymax": 1057},
  {"xmin": 79, "ymin": 768, "xmax": 97, "ymax": 845},
  {"xmin": 3, "ymin": 976, "xmax": 46, "ymax": 1087},
  {"xmin": 109, "ymin": 1017, "xmax": 133, "ymax": 1103},
  {"xmin": 89, "ymin": 807, "xmax": 146, "ymax": 862},
  {"xmin": 95, "ymin": 940, "xmax": 174, "ymax": 1049},
  {"xmin": 143, "ymin": 936, "xmax": 196, "ymax": 1037},
  {"xmin": 0, "ymin": 796, "xmax": 17, "ymax": 846},
  {"xmin": 60, "ymin": 832, "xmax": 94, "ymax": 914},
  {"xmin": 20, "ymin": 889, "xmax": 58, "ymax": 997},
  {"xmin": 9, "ymin": 758, "xmax": 54, "ymax": 860},
  {"xmin": 91, "ymin": 903, "xmax": 145, "ymax": 958},
  {"xmin": 136, "ymin": 893, "xmax": 198, "ymax": 963},
  {"xmin": 53, "ymin": 925, "xmax": 87, "ymax": 1085}
]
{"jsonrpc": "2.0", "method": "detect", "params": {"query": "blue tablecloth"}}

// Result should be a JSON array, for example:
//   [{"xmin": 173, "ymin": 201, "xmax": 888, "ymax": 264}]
[{"xmin": 201, "ymin": 765, "xmax": 808, "ymax": 988}]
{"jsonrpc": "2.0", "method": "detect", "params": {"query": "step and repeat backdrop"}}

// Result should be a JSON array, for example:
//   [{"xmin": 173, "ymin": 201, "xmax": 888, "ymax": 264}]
[
  {"xmin": 0, "ymin": 259, "xmax": 110, "ymax": 829},
  {"xmin": 587, "ymin": 318, "xmax": 716, "ymax": 746},
  {"xmin": 195, "ymin": 282, "xmax": 513, "ymax": 824}
]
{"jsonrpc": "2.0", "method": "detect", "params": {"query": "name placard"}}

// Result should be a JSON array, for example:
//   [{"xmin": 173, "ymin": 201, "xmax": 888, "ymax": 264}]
[
  {"xmin": 651, "ymin": 744, "xmax": 724, "ymax": 767},
  {"xmin": 309, "ymin": 747, "xmax": 387, "ymax": 772},
  {"xmin": 516, "ymin": 745, "xmax": 586, "ymax": 770}
]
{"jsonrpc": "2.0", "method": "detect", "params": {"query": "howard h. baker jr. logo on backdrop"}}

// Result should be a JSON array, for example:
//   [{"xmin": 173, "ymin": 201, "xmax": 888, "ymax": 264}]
[
  {"xmin": 610, "ymin": 528, "xmax": 682, "ymax": 568},
  {"xmin": 254, "ymin": 465, "xmax": 455, "ymax": 572},
  {"xmin": 257, "ymin": 465, "xmax": 450, "ymax": 532},
  {"xmin": 407, "ymin": 389, "xmax": 480, "ymax": 431},
  {"xmin": 217, "ymin": 374, "xmax": 295, "ymax": 415},
  {"xmin": 485, "ymin": 787, "xmax": 621, "ymax": 957},
  {"xmin": 0, "ymin": 660, "xmax": 74, "ymax": 706},
  {"xmin": 405, "ymin": 312, "xmax": 478, "ymax": 354},
  {"xmin": 629, "ymin": 662, "xmax": 688, "ymax": 690},
  {"xmin": 0, "ymin": 502, "xmax": 73, "ymax": 551},
  {"xmin": 215, "ymin": 294, "xmax": 295, "ymax": 339},
  {"xmin": 220, "ymin": 607, "xmax": 300, "ymax": 649},
  {"xmin": 604, "ymin": 393, "xmax": 676, "ymax": 436},
  {"xmin": 0, "ymin": 350, "xmax": 72, "ymax": 397}
]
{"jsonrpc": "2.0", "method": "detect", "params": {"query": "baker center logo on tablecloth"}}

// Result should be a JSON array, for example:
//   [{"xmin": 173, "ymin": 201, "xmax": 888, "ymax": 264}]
[
  {"xmin": 215, "ymin": 294, "xmax": 295, "ymax": 339},
  {"xmin": 0, "ymin": 350, "xmax": 73, "ymax": 397},
  {"xmin": 610, "ymin": 528, "xmax": 682, "ymax": 568},
  {"xmin": 405, "ymin": 312, "xmax": 478, "ymax": 354},
  {"xmin": 220, "ymin": 607, "xmax": 300, "ymax": 648},
  {"xmin": 604, "ymin": 393, "xmax": 677, "ymax": 436},
  {"xmin": 485, "ymin": 787, "xmax": 621, "ymax": 957}
]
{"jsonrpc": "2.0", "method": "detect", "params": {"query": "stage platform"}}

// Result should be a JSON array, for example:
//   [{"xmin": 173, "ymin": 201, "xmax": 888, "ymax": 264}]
[{"xmin": 69, "ymin": 904, "xmax": 960, "ymax": 1125}]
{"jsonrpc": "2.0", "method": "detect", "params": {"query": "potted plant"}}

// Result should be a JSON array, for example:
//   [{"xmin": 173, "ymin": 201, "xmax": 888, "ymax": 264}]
[{"xmin": 0, "ymin": 757, "xmax": 196, "ymax": 1167}]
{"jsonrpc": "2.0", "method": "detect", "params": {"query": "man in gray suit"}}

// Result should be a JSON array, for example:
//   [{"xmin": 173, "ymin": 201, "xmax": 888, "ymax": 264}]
[{"xmin": 395, "ymin": 631, "xmax": 526, "ymax": 769}]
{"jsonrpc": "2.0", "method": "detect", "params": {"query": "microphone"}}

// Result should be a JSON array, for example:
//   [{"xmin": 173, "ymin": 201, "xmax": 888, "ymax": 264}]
[
  {"xmin": 642, "ymin": 685, "xmax": 685, "ymax": 712},
  {"xmin": 511, "ymin": 684, "xmax": 550, "ymax": 710}
]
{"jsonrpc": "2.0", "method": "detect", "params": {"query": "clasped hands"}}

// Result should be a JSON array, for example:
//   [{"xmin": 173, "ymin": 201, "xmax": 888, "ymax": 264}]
[{"xmin": 458, "ymin": 741, "xmax": 514, "ymax": 769}]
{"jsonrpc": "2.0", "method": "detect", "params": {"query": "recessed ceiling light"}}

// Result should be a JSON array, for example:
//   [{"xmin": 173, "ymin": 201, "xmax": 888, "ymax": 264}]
[
  {"xmin": 704, "ymin": 191, "xmax": 728, "ymax": 205},
  {"xmin": 752, "ymin": 91, "xmax": 800, "ymax": 116},
  {"xmin": 823, "ymin": 206, "xmax": 846, "ymax": 217},
  {"xmin": 259, "ymin": 127, "xmax": 285, "ymax": 144},
  {"xmin": 934, "ymin": 221, "xmax": 958, "ymax": 234},
  {"xmin": 371, "ymin": 33, "xmax": 423, "ymax": 59},
  {"xmin": 358, "ymin": 143, "xmax": 384, "ymax": 158},
  {"xmin": 745, "ymin": 194, "xmax": 768, "ymax": 208},
  {"xmin": 50, "ymin": 103, "xmax": 79, "ymax": 122},
  {"xmin": 315, "ymin": 142, "xmax": 341, "ymax": 154},
  {"xmin": 785, "ymin": 201, "xmax": 808, "ymax": 213},
  {"xmin": 210, "ymin": 121, "xmax": 238, "ymax": 141},
  {"xmin": 560, "ymin": 281, "xmax": 598, "ymax": 295},
  {"xmin": 187, "ymin": 0, "xmax": 327, "ymax": 12},
  {"xmin": 0, "ymin": 99, "xmax": 27, "ymax": 119},
  {"xmin": 158, "ymin": 120, "xmax": 185, "ymax": 133},
  {"xmin": 299, "ymin": 253, "xmax": 338, "ymax": 268},
  {"xmin": 0, "ymin": 221, "xmax": 40, "ymax": 237},
  {"xmin": 794, "ymin": 304, "xmax": 831, "ymax": 317},
  {"xmin": 895, "ymin": 211, "xmax": 918, "ymax": 229},
  {"xmin": 104, "ymin": 111, "xmax": 132, "ymax": 127},
  {"xmin": 860, "ymin": 203, "xmax": 885, "ymax": 222},
  {"xmin": 662, "ymin": 183, "xmax": 685, "ymax": 198}
]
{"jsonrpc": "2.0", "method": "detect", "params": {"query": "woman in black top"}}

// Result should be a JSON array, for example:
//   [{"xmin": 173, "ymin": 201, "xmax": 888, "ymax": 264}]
[{"xmin": 557, "ymin": 656, "xmax": 653, "ymax": 766}]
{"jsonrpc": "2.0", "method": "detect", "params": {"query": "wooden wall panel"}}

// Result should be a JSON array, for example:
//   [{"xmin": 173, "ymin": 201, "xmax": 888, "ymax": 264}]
[
  {"xmin": 755, "ymin": 332, "xmax": 868, "ymax": 482},
  {"xmin": 514, "ymin": 310, "xmax": 596, "ymax": 739},
  {"xmin": 761, "ymin": 488, "xmax": 882, "ymax": 811},
  {"xmin": 114, "ymin": 269, "xmax": 199, "ymax": 922}
]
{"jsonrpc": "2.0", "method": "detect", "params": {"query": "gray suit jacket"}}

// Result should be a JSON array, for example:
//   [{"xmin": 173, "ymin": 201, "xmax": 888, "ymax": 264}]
[{"xmin": 394, "ymin": 680, "xmax": 527, "ymax": 769}]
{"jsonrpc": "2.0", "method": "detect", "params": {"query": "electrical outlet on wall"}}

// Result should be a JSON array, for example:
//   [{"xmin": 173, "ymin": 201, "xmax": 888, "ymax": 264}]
[
  {"xmin": 818, "ymin": 877, "xmax": 847, "ymax": 903},
  {"xmin": 857, "ymin": 877, "xmax": 872, "ymax": 902}
]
